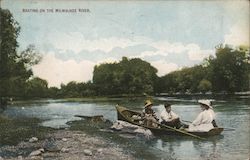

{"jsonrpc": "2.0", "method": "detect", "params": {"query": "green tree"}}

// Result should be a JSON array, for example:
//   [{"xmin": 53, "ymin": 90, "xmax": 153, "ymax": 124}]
[
  {"xmin": 209, "ymin": 44, "xmax": 249, "ymax": 93},
  {"xmin": 158, "ymin": 65, "xmax": 210, "ymax": 94},
  {"xmin": 198, "ymin": 79, "xmax": 212, "ymax": 93},
  {"xmin": 19, "ymin": 44, "xmax": 42, "ymax": 69},
  {"xmin": 93, "ymin": 57, "xmax": 158, "ymax": 95},
  {"xmin": 0, "ymin": 8, "xmax": 21, "ymax": 96},
  {"xmin": 60, "ymin": 81, "xmax": 80, "ymax": 98},
  {"xmin": 78, "ymin": 81, "xmax": 96, "ymax": 96},
  {"xmin": 25, "ymin": 77, "xmax": 48, "ymax": 98},
  {"xmin": 47, "ymin": 87, "xmax": 60, "ymax": 98},
  {"xmin": 0, "ymin": 9, "xmax": 41, "ymax": 97}
]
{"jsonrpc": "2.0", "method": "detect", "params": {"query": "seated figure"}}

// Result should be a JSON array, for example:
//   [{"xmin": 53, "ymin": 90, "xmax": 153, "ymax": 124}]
[
  {"xmin": 142, "ymin": 100, "xmax": 159, "ymax": 128},
  {"xmin": 188, "ymin": 99, "xmax": 216, "ymax": 132},
  {"xmin": 160, "ymin": 103, "xmax": 182, "ymax": 128}
]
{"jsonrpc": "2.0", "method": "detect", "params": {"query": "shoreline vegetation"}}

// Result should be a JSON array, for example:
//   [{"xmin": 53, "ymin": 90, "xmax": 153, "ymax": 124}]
[{"xmin": 6, "ymin": 91, "xmax": 250, "ymax": 103}]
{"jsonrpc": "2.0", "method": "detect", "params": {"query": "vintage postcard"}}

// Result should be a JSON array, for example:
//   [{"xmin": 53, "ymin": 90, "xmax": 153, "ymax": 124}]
[{"xmin": 0, "ymin": 0, "xmax": 249, "ymax": 160}]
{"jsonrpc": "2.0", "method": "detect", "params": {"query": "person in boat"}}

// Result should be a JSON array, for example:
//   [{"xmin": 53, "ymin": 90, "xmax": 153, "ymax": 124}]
[
  {"xmin": 206, "ymin": 100, "xmax": 217, "ymax": 127},
  {"xmin": 142, "ymin": 100, "xmax": 159, "ymax": 128},
  {"xmin": 160, "ymin": 103, "xmax": 182, "ymax": 128},
  {"xmin": 188, "ymin": 99, "xmax": 217, "ymax": 132}
]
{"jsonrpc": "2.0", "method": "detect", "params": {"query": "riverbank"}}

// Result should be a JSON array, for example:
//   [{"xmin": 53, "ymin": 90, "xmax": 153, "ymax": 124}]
[
  {"xmin": 0, "ymin": 115, "xmax": 135, "ymax": 160},
  {"xmin": 0, "ymin": 116, "xmax": 55, "ymax": 146},
  {"xmin": 6, "ymin": 92, "xmax": 250, "ymax": 107},
  {"xmin": 0, "ymin": 129, "xmax": 134, "ymax": 160}
]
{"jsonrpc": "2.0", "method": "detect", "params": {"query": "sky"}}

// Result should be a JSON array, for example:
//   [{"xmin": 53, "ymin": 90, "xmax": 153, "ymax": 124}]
[{"xmin": 1, "ymin": 0, "xmax": 249, "ymax": 87}]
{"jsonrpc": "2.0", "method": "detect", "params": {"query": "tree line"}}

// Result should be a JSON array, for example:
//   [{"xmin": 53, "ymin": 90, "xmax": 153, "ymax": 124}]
[
  {"xmin": 1, "ymin": 8, "xmax": 249, "ymax": 100},
  {"xmin": 156, "ymin": 45, "xmax": 249, "ymax": 94}
]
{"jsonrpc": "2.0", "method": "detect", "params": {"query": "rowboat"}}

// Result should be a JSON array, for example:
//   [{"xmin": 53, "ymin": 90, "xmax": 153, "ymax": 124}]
[{"xmin": 115, "ymin": 105, "xmax": 223, "ymax": 137}]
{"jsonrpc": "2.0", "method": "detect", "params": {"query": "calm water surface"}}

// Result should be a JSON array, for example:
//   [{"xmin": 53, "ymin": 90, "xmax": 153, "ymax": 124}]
[{"xmin": 1, "ymin": 97, "xmax": 249, "ymax": 160}]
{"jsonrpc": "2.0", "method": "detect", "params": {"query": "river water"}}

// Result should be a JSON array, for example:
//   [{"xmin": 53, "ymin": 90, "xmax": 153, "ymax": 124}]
[{"xmin": 1, "ymin": 96, "xmax": 249, "ymax": 160}]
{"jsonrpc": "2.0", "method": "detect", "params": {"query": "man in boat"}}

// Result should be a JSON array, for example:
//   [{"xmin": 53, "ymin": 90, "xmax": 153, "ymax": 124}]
[
  {"xmin": 160, "ymin": 103, "xmax": 182, "ymax": 129},
  {"xmin": 142, "ymin": 100, "xmax": 159, "ymax": 128},
  {"xmin": 187, "ymin": 99, "xmax": 217, "ymax": 132}
]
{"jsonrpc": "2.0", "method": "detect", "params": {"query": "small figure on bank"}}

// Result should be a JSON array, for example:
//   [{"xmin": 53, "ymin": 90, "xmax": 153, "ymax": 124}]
[
  {"xmin": 188, "ymin": 99, "xmax": 217, "ymax": 132},
  {"xmin": 0, "ymin": 97, "xmax": 8, "ymax": 110},
  {"xmin": 142, "ymin": 100, "xmax": 159, "ymax": 128},
  {"xmin": 160, "ymin": 103, "xmax": 182, "ymax": 128}
]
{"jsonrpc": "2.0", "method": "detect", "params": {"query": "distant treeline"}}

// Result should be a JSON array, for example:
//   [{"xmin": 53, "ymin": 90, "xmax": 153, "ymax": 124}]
[
  {"xmin": 1, "ymin": 8, "xmax": 249, "ymax": 99},
  {"xmin": 156, "ymin": 44, "xmax": 250, "ymax": 94},
  {"xmin": 49, "ymin": 45, "xmax": 250, "ymax": 98}
]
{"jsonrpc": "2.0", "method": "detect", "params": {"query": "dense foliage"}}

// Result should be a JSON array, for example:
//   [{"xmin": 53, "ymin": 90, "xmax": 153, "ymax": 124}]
[
  {"xmin": 157, "ymin": 45, "xmax": 249, "ymax": 94},
  {"xmin": 93, "ymin": 57, "xmax": 158, "ymax": 95},
  {"xmin": 209, "ymin": 45, "xmax": 249, "ymax": 93},
  {"xmin": 156, "ymin": 65, "xmax": 211, "ymax": 94},
  {"xmin": 0, "ymin": 8, "xmax": 41, "ymax": 98}
]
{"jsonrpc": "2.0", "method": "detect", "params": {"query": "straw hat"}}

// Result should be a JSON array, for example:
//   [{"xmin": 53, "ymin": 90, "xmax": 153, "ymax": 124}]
[
  {"xmin": 144, "ymin": 100, "xmax": 153, "ymax": 108},
  {"xmin": 198, "ymin": 99, "xmax": 213, "ymax": 109}
]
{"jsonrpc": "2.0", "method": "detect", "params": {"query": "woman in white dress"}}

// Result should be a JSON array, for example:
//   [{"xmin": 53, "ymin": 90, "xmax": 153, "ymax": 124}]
[{"xmin": 188, "ymin": 100, "xmax": 216, "ymax": 132}]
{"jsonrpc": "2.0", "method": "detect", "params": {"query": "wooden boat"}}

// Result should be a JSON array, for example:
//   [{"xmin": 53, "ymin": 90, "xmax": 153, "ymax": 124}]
[{"xmin": 116, "ymin": 105, "xmax": 224, "ymax": 137}]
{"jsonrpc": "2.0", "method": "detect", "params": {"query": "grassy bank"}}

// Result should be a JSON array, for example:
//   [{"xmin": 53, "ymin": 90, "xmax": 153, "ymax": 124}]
[{"xmin": 0, "ymin": 115, "xmax": 54, "ymax": 146}]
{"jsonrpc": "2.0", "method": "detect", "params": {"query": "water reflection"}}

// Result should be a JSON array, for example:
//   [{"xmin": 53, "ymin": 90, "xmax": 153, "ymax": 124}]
[{"xmin": 151, "ymin": 135, "xmax": 225, "ymax": 160}]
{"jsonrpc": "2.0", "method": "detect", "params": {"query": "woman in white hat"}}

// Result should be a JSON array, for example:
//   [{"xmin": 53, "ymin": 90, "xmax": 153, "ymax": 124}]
[{"xmin": 188, "ymin": 99, "xmax": 216, "ymax": 132}]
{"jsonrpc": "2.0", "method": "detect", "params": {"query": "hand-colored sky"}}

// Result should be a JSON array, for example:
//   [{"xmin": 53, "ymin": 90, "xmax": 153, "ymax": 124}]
[{"xmin": 2, "ymin": 0, "xmax": 249, "ymax": 87}]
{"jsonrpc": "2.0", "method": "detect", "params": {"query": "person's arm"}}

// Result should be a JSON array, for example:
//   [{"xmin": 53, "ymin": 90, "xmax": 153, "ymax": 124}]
[
  {"xmin": 171, "ymin": 111, "xmax": 179, "ymax": 120},
  {"xmin": 160, "ymin": 111, "xmax": 169, "ymax": 122},
  {"xmin": 209, "ymin": 109, "xmax": 216, "ymax": 120},
  {"xmin": 140, "ymin": 109, "xmax": 146, "ymax": 118},
  {"xmin": 192, "ymin": 112, "xmax": 203, "ymax": 126},
  {"xmin": 151, "ymin": 111, "xmax": 158, "ymax": 121}
]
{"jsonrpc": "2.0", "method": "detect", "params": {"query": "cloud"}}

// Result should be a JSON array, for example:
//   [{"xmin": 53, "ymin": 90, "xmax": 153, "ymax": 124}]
[
  {"xmin": 224, "ymin": 21, "xmax": 249, "ymax": 46},
  {"xmin": 37, "ymin": 29, "xmax": 214, "ymax": 63},
  {"xmin": 151, "ymin": 60, "xmax": 179, "ymax": 76},
  {"xmin": 186, "ymin": 44, "xmax": 214, "ymax": 61},
  {"xmin": 136, "ymin": 50, "xmax": 168, "ymax": 59},
  {"xmin": 96, "ymin": 57, "xmax": 118, "ymax": 65},
  {"xmin": 136, "ymin": 41, "xmax": 213, "ymax": 61},
  {"xmin": 32, "ymin": 53, "xmax": 95, "ymax": 87},
  {"xmin": 151, "ymin": 41, "xmax": 186, "ymax": 54},
  {"xmin": 47, "ymin": 32, "xmax": 151, "ymax": 53}
]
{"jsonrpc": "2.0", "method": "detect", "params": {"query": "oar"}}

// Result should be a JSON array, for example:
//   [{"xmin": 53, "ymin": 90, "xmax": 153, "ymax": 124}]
[
  {"xmin": 182, "ymin": 120, "xmax": 192, "ymax": 123},
  {"xmin": 223, "ymin": 127, "xmax": 235, "ymax": 131},
  {"xmin": 154, "ymin": 122, "xmax": 205, "ymax": 140}
]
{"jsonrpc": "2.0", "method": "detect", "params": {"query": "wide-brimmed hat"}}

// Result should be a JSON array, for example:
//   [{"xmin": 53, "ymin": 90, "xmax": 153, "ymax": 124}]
[
  {"xmin": 144, "ymin": 100, "xmax": 153, "ymax": 108},
  {"xmin": 198, "ymin": 99, "xmax": 213, "ymax": 109}
]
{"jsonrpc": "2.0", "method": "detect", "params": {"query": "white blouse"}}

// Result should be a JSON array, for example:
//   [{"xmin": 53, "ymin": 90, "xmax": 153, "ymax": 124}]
[
  {"xmin": 188, "ymin": 109, "xmax": 215, "ymax": 132},
  {"xmin": 160, "ymin": 110, "xmax": 179, "ymax": 122}
]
